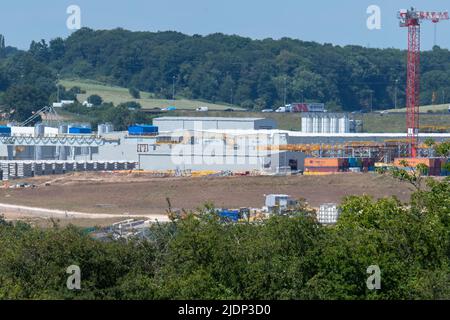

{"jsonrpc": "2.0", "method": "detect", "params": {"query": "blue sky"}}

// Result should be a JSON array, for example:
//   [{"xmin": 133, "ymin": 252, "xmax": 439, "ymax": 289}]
[{"xmin": 1, "ymin": 0, "xmax": 449, "ymax": 50}]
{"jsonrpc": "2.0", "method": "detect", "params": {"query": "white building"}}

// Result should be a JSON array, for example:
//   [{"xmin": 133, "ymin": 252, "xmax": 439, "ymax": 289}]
[{"xmin": 153, "ymin": 117, "xmax": 277, "ymax": 132}]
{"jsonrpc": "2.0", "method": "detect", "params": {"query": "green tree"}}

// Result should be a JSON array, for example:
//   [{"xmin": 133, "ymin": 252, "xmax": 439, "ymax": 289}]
[
  {"xmin": 3, "ymin": 84, "xmax": 51, "ymax": 121},
  {"xmin": 88, "ymin": 94, "xmax": 103, "ymax": 106},
  {"xmin": 128, "ymin": 87, "xmax": 140, "ymax": 99},
  {"xmin": 0, "ymin": 34, "xmax": 5, "ymax": 50}
]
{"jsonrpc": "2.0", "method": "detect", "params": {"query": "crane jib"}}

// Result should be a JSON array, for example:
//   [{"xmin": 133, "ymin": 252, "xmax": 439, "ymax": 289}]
[{"xmin": 418, "ymin": 11, "xmax": 449, "ymax": 21}]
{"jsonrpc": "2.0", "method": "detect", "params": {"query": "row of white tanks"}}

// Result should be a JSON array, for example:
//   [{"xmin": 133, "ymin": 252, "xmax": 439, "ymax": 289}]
[
  {"xmin": 301, "ymin": 113, "xmax": 350, "ymax": 134},
  {"xmin": 33, "ymin": 123, "xmax": 113, "ymax": 160},
  {"xmin": 34, "ymin": 123, "xmax": 114, "ymax": 136}
]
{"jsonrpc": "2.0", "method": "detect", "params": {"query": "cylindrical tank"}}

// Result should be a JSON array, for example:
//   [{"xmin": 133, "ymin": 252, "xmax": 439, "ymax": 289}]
[
  {"xmin": 312, "ymin": 116, "xmax": 319, "ymax": 133},
  {"xmin": 98, "ymin": 124, "xmax": 106, "ymax": 136},
  {"xmin": 338, "ymin": 115, "xmax": 350, "ymax": 133},
  {"xmin": 59, "ymin": 125, "xmax": 68, "ymax": 134},
  {"xmin": 330, "ymin": 116, "xmax": 338, "ymax": 133},
  {"xmin": 301, "ymin": 117, "xmax": 308, "ymax": 133},
  {"xmin": 322, "ymin": 116, "xmax": 330, "ymax": 133},
  {"xmin": 105, "ymin": 123, "xmax": 114, "ymax": 133},
  {"xmin": 34, "ymin": 123, "xmax": 45, "ymax": 137}
]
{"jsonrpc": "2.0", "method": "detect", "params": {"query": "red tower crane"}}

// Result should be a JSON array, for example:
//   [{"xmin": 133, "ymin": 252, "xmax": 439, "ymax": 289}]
[{"xmin": 398, "ymin": 8, "xmax": 449, "ymax": 157}]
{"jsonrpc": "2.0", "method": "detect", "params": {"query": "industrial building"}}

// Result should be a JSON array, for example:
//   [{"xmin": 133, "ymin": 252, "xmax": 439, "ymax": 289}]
[
  {"xmin": 153, "ymin": 117, "xmax": 277, "ymax": 131},
  {"xmin": 0, "ymin": 116, "xmax": 448, "ymax": 179}
]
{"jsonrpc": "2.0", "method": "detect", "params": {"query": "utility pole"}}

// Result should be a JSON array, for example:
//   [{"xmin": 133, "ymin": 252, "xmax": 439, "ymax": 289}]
[
  {"xmin": 172, "ymin": 75, "xmax": 176, "ymax": 100},
  {"xmin": 394, "ymin": 79, "xmax": 399, "ymax": 109},
  {"xmin": 283, "ymin": 76, "xmax": 287, "ymax": 106},
  {"xmin": 370, "ymin": 91, "xmax": 373, "ymax": 112},
  {"xmin": 56, "ymin": 73, "xmax": 60, "ymax": 103}
]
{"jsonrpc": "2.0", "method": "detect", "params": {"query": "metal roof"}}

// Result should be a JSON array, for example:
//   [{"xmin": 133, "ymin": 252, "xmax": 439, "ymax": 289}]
[
  {"xmin": 154, "ymin": 117, "xmax": 267, "ymax": 121},
  {"xmin": 165, "ymin": 128, "xmax": 450, "ymax": 138}
]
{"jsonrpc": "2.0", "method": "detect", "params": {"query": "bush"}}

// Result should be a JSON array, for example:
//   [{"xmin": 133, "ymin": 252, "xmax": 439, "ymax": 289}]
[
  {"xmin": 129, "ymin": 87, "xmax": 140, "ymax": 99},
  {"xmin": 88, "ymin": 94, "xmax": 103, "ymax": 106}
]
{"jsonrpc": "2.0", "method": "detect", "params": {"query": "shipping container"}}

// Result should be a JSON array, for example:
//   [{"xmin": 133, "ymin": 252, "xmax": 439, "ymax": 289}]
[
  {"xmin": 128, "ymin": 125, "xmax": 159, "ymax": 136},
  {"xmin": 218, "ymin": 210, "xmax": 240, "ymax": 222},
  {"xmin": 394, "ymin": 158, "xmax": 439, "ymax": 168},
  {"xmin": 304, "ymin": 158, "xmax": 348, "ymax": 168},
  {"xmin": 0, "ymin": 126, "xmax": 11, "ymax": 137},
  {"xmin": 304, "ymin": 167, "xmax": 342, "ymax": 173},
  {"xmin": 69, "ymin": 127, "xmax": 92, "ymax": 134}
]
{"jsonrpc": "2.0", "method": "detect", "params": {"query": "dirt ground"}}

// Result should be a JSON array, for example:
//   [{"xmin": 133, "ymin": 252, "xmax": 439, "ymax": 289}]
[
  {"xmin": 0, "ymin": 172, "xmax": 415, "ymax": 218},
  {"xmin": 5, "ymin": 216, "xmax": 128, "ymax": 229}
]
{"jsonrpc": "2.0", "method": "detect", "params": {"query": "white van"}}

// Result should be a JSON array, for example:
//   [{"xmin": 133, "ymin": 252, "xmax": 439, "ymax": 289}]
[{"xmin": 275, "ymin": 106, "xmax": 289, "ymax": 113}]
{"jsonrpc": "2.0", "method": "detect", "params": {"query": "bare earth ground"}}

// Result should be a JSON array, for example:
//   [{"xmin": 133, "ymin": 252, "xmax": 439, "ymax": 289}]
[{"xmin": 0, "ymin": 172, "xmax": 415, "ymax": 227}]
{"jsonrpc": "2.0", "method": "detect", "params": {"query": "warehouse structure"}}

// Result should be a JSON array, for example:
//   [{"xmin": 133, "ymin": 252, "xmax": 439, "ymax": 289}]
[
  {"xmin": 0, "ymin": 117, "xmax": 448, "ymax": 178},
  {"xmin": 153, "ymin": 117, "xmax": 277, "ymax": 131}
]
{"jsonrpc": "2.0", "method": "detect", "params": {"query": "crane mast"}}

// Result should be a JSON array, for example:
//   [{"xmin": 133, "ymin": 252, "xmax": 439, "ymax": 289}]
[{"xmin": 398, "ymin": 8, "xmax": 449, "ymax": 158}]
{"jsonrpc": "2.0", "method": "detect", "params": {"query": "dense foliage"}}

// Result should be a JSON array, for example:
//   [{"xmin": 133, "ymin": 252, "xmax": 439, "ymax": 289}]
[
  {"xmin": 0, "ymin": 50, "xmax": 56, "ymax": 121},
  {"xmin": 63, "ymin": 101, "xmax": 151, "ymax": 131},
  {"xmin": 2, "ymin": 29, "xmax": 450, "ymax": 121},
  {"xmin": 0, "ymin": 178, "xmax": 449, "ymax": 300},
  {"xmin": 24, "ymin": 28, "xmax": 450, "ymax": 110}
]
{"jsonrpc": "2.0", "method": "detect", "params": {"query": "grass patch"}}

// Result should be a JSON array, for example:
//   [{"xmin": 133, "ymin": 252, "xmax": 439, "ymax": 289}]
[{"xmin": 60, "ymin": 79, "xmax": 243, "ymax": 111}]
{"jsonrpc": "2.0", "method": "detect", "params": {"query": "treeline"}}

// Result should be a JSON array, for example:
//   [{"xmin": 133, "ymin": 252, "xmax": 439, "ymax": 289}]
[
  {"xmin": 2, "ymin": 29, "xmax": 450, "ymax": 122},
  {"xmin": 63, "ymin": 100, "xmax": 152, "ymax": 131},
  {"xmin": 26, "ymin": 28, "xmax": 450, "ymax": 110},
  {"xmin": 0, "ymin": 178, "xmax": 449, "ymax": 300},
  {"xmin": 0, "ymin": 35, "xmax": 56, "ymax": 121}
]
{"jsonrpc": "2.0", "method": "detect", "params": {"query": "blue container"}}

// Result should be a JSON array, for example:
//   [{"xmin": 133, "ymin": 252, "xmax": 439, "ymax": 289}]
[
  {"xmin": 128, "ymin": 125, "xmax": 159, "ymax": 136},
  {"xmin": 69, "ymin": 127, "xmax": 92, "ymax": 134},
  {"xmin": 348, "ymin": 158, "xmax": 358, "ymax": 167},
  {"xmin": 0, "ymin": 126, "xmax": 11, "ymax": 137},
  {"xmin": 219, "ymin": 210, "xmax": 239, "ymax": 222}
]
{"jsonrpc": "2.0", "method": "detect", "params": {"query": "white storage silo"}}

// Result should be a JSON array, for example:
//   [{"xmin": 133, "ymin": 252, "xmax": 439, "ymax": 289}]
[
  {"xmin": 105, "ymin": 123, "xmax": 114, "ymax": 133},
  {"xmin": 312, "ymin": 116, "xmax": 321, "ymax": 133},
  {"xmin": 330, "ymin": 116, "xmax": 338, "ymax": 133},
  {"xmin": 338, "ymin": 115, "xmax": 350, "ymax": 133},
  {"xmin": 306, "ymin": 116, "xmax": 313, "ymax": 133},
  {"xmin": 301, "ymin": 117, "xmax": 308, "ymax": 133},
  {"xmin": 321, "ymin": 115, "xmax": 330, "ymax": 133},
  {"xmin": 98, "ymin": 124, "xmax": 106, "ymax": 136},
  {"xmin": 34, "ymin": 123, "xmax": 46, "ymax": 137}
]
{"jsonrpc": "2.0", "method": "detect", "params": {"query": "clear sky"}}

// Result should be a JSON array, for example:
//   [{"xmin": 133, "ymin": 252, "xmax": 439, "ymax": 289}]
[{"xmin": 1, "ymin": 0, "xmax": 449, "ymax": 50}]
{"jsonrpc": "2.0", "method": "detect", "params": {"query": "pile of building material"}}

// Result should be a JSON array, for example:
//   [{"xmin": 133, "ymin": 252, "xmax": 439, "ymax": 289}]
[
  {"xmin": 0, "ymin": 160, "xmax": 137, "ymax": 181},
  {"xmin": 317, "ymin": 203, "xmax": 340, "ymax": 225}
]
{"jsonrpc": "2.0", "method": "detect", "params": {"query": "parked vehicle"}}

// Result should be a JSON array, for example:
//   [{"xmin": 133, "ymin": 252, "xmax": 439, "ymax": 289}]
[
  {"xmin": 289, "ymin": 103, "xmax": 326, "ymax": 113},
  {"xmin": 196, "ymin": 106, "xmax": 209, "ymax": 112},
  {"xmin": 261, "ymin": 108, "xmax": 274, "ymax": 113},
  {"xmin": 275, "ymin": 106, "xmax": 289, "ymax": 113}
]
